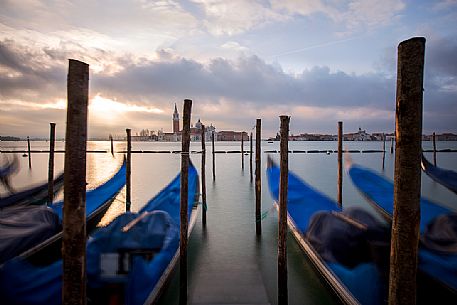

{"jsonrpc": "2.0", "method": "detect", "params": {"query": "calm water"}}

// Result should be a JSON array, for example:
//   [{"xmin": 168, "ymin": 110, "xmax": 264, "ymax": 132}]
[{"xmin": 1, "ymin": 140, "xmax": 457, "ymax": 305}]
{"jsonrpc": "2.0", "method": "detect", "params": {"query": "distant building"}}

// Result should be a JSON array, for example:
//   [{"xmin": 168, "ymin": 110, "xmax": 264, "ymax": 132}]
[
  {"xmin": 217, "ymin": 131, "xmax": 249, "ymax": 141},
  {"xmin": 344, "ymin": 127, "xmax": 371, "ymax": 141}
]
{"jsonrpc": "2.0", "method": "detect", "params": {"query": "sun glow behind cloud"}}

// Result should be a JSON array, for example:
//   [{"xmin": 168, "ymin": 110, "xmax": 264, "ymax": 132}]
[{"xmin": 89, "ymin": 95, "xmax": 164, "ymax": 122}]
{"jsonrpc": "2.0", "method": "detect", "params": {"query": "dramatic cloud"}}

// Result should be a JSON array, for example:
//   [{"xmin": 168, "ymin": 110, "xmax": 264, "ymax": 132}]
[{"xmin": 1, "ymin": 31, "xmax": 456, "ymax": 138}]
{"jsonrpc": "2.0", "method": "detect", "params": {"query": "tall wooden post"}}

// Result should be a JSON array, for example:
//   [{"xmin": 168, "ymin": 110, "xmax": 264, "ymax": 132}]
[
  {"xmin": 48, "ymin": 122, "xmax": 56, "ymax": 205},
  {"xmin": 126, "ymin": 129, "xmax": 131, "ymax": 212},
  {"xmin": 62, "ymin": 59, "xmax": 89, "ymax": 305},
  {"xmin": 337, "ymin": 121, "xmax": 343, "ymax": 206},
  {"xmin": 180, "ymin": 99, "xmax": 192, "ymax": 305},
  {"xmin": 391, "ymin": 138, "xmax": 394, "ymax": 154},
  {"xmin": 241, "ymin": 132, "xmax": 244, "ymax": 170},
  {"xmin": 212, "ymin": 131, "xmax": 216, "ymax": 181},
  {"xmin": 278, "ymin": 115, "xmax": 290, "ymax": 305},
  {"xmin": 389, "ymin": 37, "xmax": 425, "ymax": 305},
  {"xmin": 201, "ymin": 124, "xmax": 207, "ymax": 226},
  {"xmin": 110, "ymin": 134, "xmax": 114, "ymax": 155},
  {"xmin": 255, "ymin": 119, "xmax": 262, "ymax": 235},
  {"xmin": 250, "ymin": 132, "xmax": 253, "ymax": 182},
  {"xmin": 433, "ymin": 132, "xmax": 437, "ymax": 166},
  {"xmin": 382, "ymin": 133, "xmax": 386, "ymax": 170},
  {"xmin": 27, "ymin": 136, "xmax": 32, "ymax": 168}
]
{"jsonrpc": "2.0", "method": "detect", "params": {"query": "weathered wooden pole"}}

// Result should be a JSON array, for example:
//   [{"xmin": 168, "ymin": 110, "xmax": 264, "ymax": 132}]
[
  {"xmin": 389, "ymin": 37, "xmax": 425, "ymax": 305},
  {"xmin": 47, "ymin": 122, "xmax": 56, "ymax": 205},
  {"xmin": 241, "ymin": 132, "xmax": 244, "ymax": 170},
  {"xmin": 62, "ymin": 59, "xmax": 89, "ymax": 305},
  {"xmin": 179, "ymin": 99, "xmax": 192, "ymax": 305},
  {"xmin": 337, "ymin": 121, "xmax": 343, "ymax": 206},
  {"xmin": 382, "ymin": 133, "xmax": 386, "ymax": 170},
  {"xmin": 201, "ymin": 124, "xmax": 207, "ymax": 227},
  {"xmin": 27, "ymin": 136, "xmax": 32, "ymax": 168},
  {"xmin": 126, "ymin": 128, "xmax": 132, "ymax": 212},
  {"xmin": 433, "ymin": 132, "xmax": 437, "ymax": 166},
  {"xmin": 110, "ymin": 134, "xmax": 114, "ymax": 155},
  {"xmin": 391, "ymin": 138, "xmax": 394, "ymax": 154},
  {"xmin": 278, "ymin": 115, "xmax": 290, "ymax": 305},
  {"xmin": 255, "ymin": 119, "xmax": 262, "ymax": 235},
  {"xmin": 250, "ymin": 132, "xmax": 253, "ymax": 182},
  {"xmin": 212, "ymin": 131, "xmax": 216, "ymax": 181}
]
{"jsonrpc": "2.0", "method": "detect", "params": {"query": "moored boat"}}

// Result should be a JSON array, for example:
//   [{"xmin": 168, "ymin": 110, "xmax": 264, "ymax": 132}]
[
  {"xmin": 0, "ymin": 159, "xmax": 126, "ymax": 265},
  {"xmin": 266, "ymin": 156, "xmax": 388, "ymax": 305},
  {"xmin": 421, "ymin": 154, "xmax": 457, "ymax": 194},
  {"xmin": 348, "ymin": 161, "xmax": 457, "ymax": 303},
  {"xmin": 0, "ymin": 160, "xmax": 199, "ymax": 305},
  {"xmin": 0, "ymin": 172, "xmax": 64, "ymax": 208}
]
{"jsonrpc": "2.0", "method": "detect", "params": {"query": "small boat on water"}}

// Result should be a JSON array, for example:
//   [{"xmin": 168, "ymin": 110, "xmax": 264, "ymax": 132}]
[
  {"xmin": 0, "ymin": 160, "xmax": 199, "ymax": 305},
  {"xmin": 0, "ymin": 172, "xmax": 64, "ymax": 208},
  {"xmin": 347, "ymin": 161, "xmax": 457, "ymax": 303},
  {"xmin": 266, "ymin": 156, "xmax": 389, "ymax": 305},
  {"xmin": 0, "ymin": 159, "xmax": 126, "ymax": 265},
  {"xmin": 421, "ymin": 154, "xmax": 457, "ymax": 194}
]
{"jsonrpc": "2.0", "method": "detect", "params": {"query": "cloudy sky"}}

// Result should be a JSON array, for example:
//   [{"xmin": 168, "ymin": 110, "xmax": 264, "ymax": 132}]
[{"xmin": 1, "ymin": 0, "xmax": 456, "ymax": 138}]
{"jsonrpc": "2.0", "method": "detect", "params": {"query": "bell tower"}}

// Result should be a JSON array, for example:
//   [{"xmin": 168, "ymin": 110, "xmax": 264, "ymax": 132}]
[{"xmin": 173, "ymin": 103, "xmax": 180, "ymax": 133}]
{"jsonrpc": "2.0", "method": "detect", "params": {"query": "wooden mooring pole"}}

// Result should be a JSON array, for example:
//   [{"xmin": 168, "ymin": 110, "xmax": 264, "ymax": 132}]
[
  {"xmin": 241, "ymin": 132, "xmax": 244, "ymax": 170},
  {"xmin": 337, "ymin": 121, "xmax": 343, "ymax": 206},
  {"xmin": 110, "ymin": 134, "xmax": 114, "ymax": 155},
  {"xmin": 391, "ymin": 137, "xmax": 394, "ymax": 154},
  {"xmin": 212, "ymin": 131, "xmax": 216, "ymax": 181},
  {"xmin": 126, "ymin": 128, "xmax": 132, "ymax": 212},
  {"xmin": 389, "ymin": 37, "xmax": 425, "ymax": 305},
  {"xmin": 179, "ymin": 99, "xmax": 192, "ymax": 305},
  {"xmin": 255, "ymin": 119, "xmax": 262, "ymax": 235},
  {"xmin": 47, "ymin": 122, "xmax": 56, "ymax": 205},
  {"xmin": 433, "ymin": 132, "xmax": 437, "ymax": 166},
  {"xmin": 62, "ymin": 59, "xmax": 89, "ymax": 305},
  {"xmin": 382, "ymin": 134, "xmax": 386, "ymax": 170},
  {"xmin": 250, "ymin": 132, "xmax": 253, "ymax": 182},
  {"xmin": 278, "ymin": 115, "xmax": 290, "ymax": 305},
  {"xmin": 201, "ymin": 124, "xmax": 207, "ymax": 227},
  {"xmin": 27, "ymin": 136, "xmax": 32, "ymax": 168}
]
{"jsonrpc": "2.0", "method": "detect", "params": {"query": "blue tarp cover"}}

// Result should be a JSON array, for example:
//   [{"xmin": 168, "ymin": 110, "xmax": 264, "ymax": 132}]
[
  {"xmin": 0, "ymin": 161, "xmax": 198, "ymax": 305},
  {"xmin": 348, "ymin": 163, "xmax": 457, "ymax": 291},
  {"xmin": 0, "ymin": 205, "xmax": 61, "ymax": 263},
  {"xmin": 266, "ymin": 158, "xmax": 385, "ymax": 305}
]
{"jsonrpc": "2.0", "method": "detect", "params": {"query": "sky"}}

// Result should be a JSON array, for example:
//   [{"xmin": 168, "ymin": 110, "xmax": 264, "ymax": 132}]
[{"xmin": 0, "ymin": 0, "xmax": 456, "ymax": 138}]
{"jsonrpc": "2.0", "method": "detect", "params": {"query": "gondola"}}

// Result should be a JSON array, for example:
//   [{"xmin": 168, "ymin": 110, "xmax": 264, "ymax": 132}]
[
  {"xmin": 0, "ymin": 155, "xmax": 19, "ymax": 194},
  {"xmin": 0, "ymin": 159, "xmax": 126, "ymax": 265},
  {"xmin": 0, "ymin": 172, "xmax": 65, "ymax": 208},
  {"xmin": 421, "ymin": 154, "xmax": 457, "ymax": 194},
  {"xmin": 347, "ymin": 161, "xmax": 457, "ymax": 303},
  {"xmin": 0, "ymin": 160, "xmax": 199, "ymax": 305},
  {"xmin": 0, "ymin": 155, "xmax": 18, "ymax": 179},
  {"xmin": 266, "ymin": 156, "xmax": 388, "ymax": 305}
]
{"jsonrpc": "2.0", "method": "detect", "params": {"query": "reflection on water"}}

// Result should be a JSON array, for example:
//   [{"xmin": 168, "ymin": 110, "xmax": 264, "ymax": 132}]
[{"xmin": 1, "ymin": 140, "xmax": 456, "ymax": 305}]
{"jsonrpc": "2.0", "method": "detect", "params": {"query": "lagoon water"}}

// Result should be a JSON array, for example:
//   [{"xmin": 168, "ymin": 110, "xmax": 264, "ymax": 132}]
[{"xmin": 1, "ymin": 140, "xmax": 456, "ymax": 304}]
